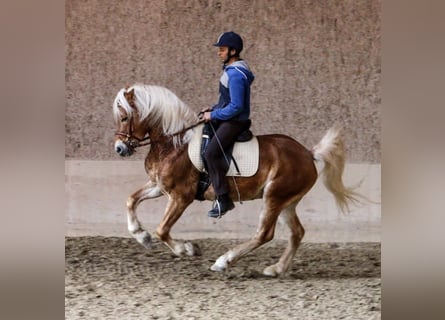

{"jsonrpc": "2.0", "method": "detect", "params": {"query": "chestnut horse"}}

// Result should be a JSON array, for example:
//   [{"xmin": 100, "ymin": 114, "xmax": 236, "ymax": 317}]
[{"xmin": 113, "ymin": 83, "xmax": 361, "ymax": 276}]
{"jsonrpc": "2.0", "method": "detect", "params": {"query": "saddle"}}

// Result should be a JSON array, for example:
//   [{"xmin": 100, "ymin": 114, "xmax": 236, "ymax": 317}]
[{"xmin": 187, "ymin": 123, "xmax": 259, "ymax": 200}]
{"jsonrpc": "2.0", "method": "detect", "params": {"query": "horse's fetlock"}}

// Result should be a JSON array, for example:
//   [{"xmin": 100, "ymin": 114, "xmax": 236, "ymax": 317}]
[{"xmin": 155, "ymin": 230, "xmax": 168, "ymax": 242}]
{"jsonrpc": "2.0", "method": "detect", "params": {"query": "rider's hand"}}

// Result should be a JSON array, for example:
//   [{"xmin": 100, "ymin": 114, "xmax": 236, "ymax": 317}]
[
  {"xmin": 198, "ymin": 108, "xmax": 212, "ymax": 121},
  {"xmin": 202, "ymin": 112, "xmax": 212, "ymax": 122}
]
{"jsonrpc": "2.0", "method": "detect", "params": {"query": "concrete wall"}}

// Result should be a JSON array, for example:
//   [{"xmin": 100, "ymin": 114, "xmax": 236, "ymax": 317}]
[
  {"xmin": 65, "ymin": 0, "xmax": 381, "ymax": 241},
  {"xmin": 66, "ymin": 0, "xmax": 380, "ymax": 162}
]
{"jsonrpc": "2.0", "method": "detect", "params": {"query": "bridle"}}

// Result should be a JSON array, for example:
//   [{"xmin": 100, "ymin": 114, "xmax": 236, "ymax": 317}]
[
  {"xmin": 115, "ymin": 115, "xmax": 204, "ymax": 151},
  {"xmin": 115, "ymin": 114, "xmax": 152, "ymax": 151}
]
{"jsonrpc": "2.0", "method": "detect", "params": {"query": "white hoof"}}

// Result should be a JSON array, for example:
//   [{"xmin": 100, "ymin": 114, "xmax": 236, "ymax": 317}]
[
  {"xmin": 263, "ymin": 265, "xmax": 280, "ymax": 277},
  {"xmin": 210, "ymin": 256, "xmax": 228, "ymax": 272}
]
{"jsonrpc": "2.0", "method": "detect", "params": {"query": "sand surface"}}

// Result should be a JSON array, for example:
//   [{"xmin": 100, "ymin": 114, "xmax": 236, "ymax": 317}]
[{"xmin": 65, "ymin": 237, "xmax": 380, "ymax": 319}]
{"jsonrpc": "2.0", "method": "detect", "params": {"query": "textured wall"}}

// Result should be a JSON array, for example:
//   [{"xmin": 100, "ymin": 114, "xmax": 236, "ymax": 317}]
[{"xmin": 66, "ymin": 0, "xmax": 381, "ymax": 162}]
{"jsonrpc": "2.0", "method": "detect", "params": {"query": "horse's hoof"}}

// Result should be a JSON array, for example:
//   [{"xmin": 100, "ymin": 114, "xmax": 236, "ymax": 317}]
[
  {"xmin": 263, "ymin": 265, "xmax": 279, "ymax": 277},
  {"xmin": 263, "ymin": 263, "xmax": 285, "ymax": 277},
  {"xmin": 210, "ymin": 256, "xmax": 228, "ymax": 272},
  {"xmin": 184, "ymin": 242, "xmax": 202, "ymax": 256},
  {"xmin": 210, "ymin": 264, "xmax": 225, "ymax": 272},
  {"xmin": 133, "ymin": 231, "xmax": 152, "ymax": 249},
  {"xmin": 141, "ymin": 236, "xmax": 152, "ymax": 249}
]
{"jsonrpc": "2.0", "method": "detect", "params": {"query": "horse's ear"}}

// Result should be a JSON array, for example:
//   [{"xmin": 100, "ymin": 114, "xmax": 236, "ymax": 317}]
[{"xmin": 124, "ymin": 88, "xmax": 135, "ymax": 106}]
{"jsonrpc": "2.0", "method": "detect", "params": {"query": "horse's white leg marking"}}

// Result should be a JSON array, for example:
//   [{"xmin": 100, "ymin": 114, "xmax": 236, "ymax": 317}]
[
  {"xmin": 127, "ymin": 181, "xmax": 163, "ymax": 248},
  {"xmin": 210, "ymin": 250, "xmax": 237, "ymax": 271},
  {"xmin": 210, "ymin": 204, "xmax": 277, "ymax": 272},
  {"xmin": 263, "ymin": 202, "xmax": 305, "ymax": 277}
]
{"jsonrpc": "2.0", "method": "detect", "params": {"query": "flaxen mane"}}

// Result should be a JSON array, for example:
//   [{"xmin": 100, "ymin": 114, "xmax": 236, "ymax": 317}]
[{"xmin": 113, "ymin": 84, "xmax": 199, "ymax": 147}]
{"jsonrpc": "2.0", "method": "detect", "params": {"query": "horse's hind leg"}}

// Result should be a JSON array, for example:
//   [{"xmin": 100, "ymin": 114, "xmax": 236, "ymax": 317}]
[
  {"xmin": 210, "ymin": 204, "xmax": 281, "ymax": 272},
  {"xmin": 263, "ymin": 201, "xmax": 305, "ymax": 277},
  {"xmin": 127, "ymin": 180, "xmax": 163, "ymax": 248}
]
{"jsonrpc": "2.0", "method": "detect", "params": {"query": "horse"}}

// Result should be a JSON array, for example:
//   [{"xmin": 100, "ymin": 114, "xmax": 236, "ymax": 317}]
[{"xmin": 113, "ymin": 83, "xmax": 362, "ymax": 276}]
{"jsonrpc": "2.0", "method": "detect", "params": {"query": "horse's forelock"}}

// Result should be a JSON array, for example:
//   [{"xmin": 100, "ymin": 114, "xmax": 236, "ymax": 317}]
[{"xmin": 113, "ymin": 88, "xmax": 134, "ymax": 123}]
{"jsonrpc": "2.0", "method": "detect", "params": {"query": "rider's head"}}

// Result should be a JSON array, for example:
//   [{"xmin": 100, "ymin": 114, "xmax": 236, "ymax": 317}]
[{"xmin": 213, "ymin": 31, "xmax": 243, "ymax": 65}]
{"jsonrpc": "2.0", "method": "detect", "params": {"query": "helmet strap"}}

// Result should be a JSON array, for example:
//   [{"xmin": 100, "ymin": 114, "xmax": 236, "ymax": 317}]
[{"xmin": 223, "ymin": 47, "xmax": 238, "ymax": 68}]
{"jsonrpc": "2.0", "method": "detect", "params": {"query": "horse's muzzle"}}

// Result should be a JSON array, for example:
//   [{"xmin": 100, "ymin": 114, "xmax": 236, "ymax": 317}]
[{"xmin": 115, "ymin": 140, "xmax": 133, "ymax": 157}]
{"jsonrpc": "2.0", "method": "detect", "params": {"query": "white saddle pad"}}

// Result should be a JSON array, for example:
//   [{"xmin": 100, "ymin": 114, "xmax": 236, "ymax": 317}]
[{"xmin": 188, "ymin": 124, "xmax": 259, "ymax": 177}]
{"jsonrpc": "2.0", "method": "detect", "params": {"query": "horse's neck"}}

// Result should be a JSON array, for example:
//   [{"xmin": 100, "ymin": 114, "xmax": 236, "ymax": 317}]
[
  {"xmin": 146, "ymin": 127, "xmax": 182, "ymax": 156},
  {"xmin": 146, "ymin": 126, "xmax": 164, "ymax": 142},
  {"xmin": 145, "ymin": 137, "xmax": 189, "ymax": 174}
]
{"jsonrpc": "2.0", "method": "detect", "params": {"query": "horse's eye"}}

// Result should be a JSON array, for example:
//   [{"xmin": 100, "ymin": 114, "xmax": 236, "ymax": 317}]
[{"xmin": 121, "ymin": 117, "xmax": 128, "ymax": 122}]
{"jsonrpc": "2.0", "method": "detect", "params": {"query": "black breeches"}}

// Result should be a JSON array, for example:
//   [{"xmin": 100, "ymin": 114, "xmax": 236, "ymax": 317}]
[{"xmin": 204, "ymin": 119, "xmax": 251, "ymax": 196}]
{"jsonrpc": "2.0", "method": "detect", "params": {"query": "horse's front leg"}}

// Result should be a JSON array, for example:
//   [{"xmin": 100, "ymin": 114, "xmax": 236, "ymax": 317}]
[
  {"xmin": 155, "ymin": 196, "xmax": 201, "ymax": 256},
  {"xmin": 127, "ymin": 180, "xmax": 163, "ymax": 248}
]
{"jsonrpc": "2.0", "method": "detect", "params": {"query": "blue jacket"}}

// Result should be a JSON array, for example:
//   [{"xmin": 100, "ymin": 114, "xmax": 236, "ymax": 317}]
[{"xmin": 210, "ymin": 60, "xmax": 255, "ymax": 121}]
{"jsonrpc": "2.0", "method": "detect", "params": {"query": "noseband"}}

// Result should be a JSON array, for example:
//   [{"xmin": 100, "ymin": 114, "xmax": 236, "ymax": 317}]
[
  {"xmin": 115, "ymin": 116, "xmax": 151, "ymax": 151},
  {"xmin": 115, "ymin": 131, "xmax": 151, "ymax": 148}
]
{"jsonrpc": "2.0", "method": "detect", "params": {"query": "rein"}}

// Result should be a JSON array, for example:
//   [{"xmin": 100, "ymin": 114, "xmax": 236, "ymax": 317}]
[{"xmin": 115, "ymin": 119, "xmax": 204, "ymax": 149}]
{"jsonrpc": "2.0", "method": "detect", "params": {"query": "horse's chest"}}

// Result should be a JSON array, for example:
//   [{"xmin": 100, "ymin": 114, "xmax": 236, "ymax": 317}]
[{"xmin": 145, "ymin": 161, "xmax": 171, "ymax": 187}]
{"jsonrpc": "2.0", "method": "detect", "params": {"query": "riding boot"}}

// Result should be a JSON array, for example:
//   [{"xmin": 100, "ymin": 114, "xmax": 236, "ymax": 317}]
[{"xmin": 207, "ymin": 193, "xmax": 235, "ymax": 218}]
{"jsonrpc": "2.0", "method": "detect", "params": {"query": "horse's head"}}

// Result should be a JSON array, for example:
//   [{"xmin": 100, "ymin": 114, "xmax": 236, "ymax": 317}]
[
  {"xmin": 113, "ymin": 88, "xmax": 148, "ymax": 157},
  {"xmin": 113, "ymin": 84, "xmax": 200, "ymax": 156}
]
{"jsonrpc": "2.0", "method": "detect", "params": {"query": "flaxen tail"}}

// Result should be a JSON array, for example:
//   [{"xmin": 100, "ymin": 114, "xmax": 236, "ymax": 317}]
[{"xmin": 311, "ymin": 125, "xmax": 365, "ymax": 213}]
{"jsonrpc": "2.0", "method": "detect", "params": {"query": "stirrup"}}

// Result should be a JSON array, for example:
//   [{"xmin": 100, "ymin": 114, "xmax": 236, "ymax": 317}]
[
  {"xmin": 207, "ymin": 198, "xmax": 234, "ymax": 218},
  {"xmin": 208, "ymin": 200, "xmax": 224, "ymax": 219}
]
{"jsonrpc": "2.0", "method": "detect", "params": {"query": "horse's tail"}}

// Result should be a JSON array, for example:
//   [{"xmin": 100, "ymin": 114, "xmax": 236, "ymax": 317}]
[{"xmin": 311, "ymin": 125, "xmax": 364, "ymax": 213}]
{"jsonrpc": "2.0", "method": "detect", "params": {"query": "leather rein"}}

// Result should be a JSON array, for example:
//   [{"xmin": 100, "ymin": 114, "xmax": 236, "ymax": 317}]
[{"xmin": 115, "ymin": 117, "xmax": 204, "ymax": 150}]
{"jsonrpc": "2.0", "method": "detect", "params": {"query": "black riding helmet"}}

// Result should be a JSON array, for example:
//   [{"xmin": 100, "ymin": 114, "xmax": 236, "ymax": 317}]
[{"xmin": 213, "ymin": 31, "xmax": 243, "ymax": 64}]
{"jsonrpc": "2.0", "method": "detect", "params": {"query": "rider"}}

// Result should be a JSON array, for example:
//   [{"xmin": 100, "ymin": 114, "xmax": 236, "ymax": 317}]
[{"xmin": 201, "ymin": 31, "xmax": 255, "ymax": 218}]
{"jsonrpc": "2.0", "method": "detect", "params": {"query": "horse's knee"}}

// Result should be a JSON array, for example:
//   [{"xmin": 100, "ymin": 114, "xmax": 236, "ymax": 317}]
[{"xmin": 126, "ymin": 196, "xmax": 136, "ymax": 209}]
